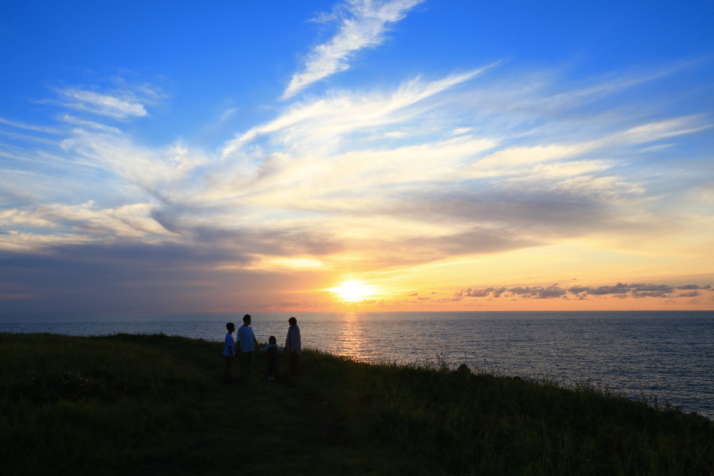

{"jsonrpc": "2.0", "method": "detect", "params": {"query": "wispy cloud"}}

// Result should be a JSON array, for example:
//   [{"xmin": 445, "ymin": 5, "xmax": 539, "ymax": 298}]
[
  {"xmin": 59, "ymin": 89, "xmax": 148, "ymax": 119},
  {"xmin": 225, "ymin": 68, "xmax": 487, "ymax": 159},
  {"xmin": 0, "ymin": 117, "xmax": 60, "ymax": 134},
  {"xmin": 283, "ymin": 0, "xmax": 423, "ymax": 99}
]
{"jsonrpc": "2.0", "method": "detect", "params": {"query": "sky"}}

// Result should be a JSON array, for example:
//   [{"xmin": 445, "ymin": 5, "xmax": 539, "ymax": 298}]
[{"xmin": 1, "ymin": 0, "xmax": 713, "ymax": 313}]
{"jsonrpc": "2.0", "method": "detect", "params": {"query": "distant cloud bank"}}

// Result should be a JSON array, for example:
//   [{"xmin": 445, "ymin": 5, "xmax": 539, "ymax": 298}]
[{"xmin": 455, "ymin": 283, "xmax": 713, "ymax": 301}]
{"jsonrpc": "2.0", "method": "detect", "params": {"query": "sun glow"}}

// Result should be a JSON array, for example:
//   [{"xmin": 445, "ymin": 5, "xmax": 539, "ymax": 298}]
[{"xmin": 330, "ymin": 280, "xmax": 373, "ymax": 302}]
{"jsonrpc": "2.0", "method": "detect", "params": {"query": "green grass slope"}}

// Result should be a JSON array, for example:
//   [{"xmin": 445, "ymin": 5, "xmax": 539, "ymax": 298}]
[{"xmin": 1, "ymin": 333, "xmax": 712, "ymax": 475}]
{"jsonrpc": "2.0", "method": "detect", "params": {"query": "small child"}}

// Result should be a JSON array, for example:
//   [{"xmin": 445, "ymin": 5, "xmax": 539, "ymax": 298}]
[
  {"xmin": 223, "ymin": 322, "xmax": 236, "ymax": 383},
  {"xmin": 259, "ymin": 336, "xmax": 283, "ymax": 381}
]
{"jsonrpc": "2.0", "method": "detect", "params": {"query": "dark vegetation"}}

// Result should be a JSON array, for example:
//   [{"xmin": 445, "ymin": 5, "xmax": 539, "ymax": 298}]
[{"xmin": 1, "ymin": 332, "xmax": 713, "ymax": 475}]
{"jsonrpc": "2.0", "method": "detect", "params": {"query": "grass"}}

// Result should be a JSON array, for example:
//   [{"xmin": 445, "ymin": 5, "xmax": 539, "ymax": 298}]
[{"xmin": 1, "ymin": 333, "xmax": 713, "ymax": 475}]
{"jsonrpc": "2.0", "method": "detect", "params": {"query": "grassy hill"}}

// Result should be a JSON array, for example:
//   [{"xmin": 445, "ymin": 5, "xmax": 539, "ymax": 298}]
[{"xmin": 1, "ymin": 333, "xmax": 712, "ymax": 475}]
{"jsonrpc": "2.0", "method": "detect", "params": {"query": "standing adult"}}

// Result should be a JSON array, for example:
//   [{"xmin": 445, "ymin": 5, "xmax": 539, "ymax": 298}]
[
  {"xmin": 238, "ymin": 314, "xmax": 259, "ymax": 377},
  {"xmin": 285, "ymin": 316, "xmax": 301, "ymax": 377}
]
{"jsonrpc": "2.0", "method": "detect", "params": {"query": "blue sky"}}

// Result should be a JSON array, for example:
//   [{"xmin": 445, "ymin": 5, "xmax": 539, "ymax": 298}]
[{"xmin": 1, "ymin": 0, "xmax": 713, "ymax": 313}]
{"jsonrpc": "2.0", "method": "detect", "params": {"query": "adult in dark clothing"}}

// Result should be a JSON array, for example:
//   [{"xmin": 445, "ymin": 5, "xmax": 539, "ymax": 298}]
[{"xmin": 285, "ymin": 317, "xmax": 301, "ymax": 377}]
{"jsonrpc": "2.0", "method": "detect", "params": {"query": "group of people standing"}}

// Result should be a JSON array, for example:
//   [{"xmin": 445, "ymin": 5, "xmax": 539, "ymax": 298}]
[{"xmin": 222, "ymin": 314, "xmax": 302, "ymax": 383}]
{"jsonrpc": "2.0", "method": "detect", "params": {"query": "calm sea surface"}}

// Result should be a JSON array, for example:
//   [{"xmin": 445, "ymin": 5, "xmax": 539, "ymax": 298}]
[{"xmin": 1, "ymin": 311, "xmax": 712, "ymax": 419}]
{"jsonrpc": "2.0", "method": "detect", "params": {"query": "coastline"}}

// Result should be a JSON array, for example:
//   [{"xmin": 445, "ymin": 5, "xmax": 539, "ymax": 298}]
[
  {"xmin": 2, "ymin": 311, "xmax": 712, "ymax": 419},
  {"xmin": 2, "ymin": 332, "xmax": 713, "ymax": 475}
]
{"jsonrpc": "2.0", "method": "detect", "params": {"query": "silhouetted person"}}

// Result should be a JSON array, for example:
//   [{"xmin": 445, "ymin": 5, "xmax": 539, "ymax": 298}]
[
  {"xmin": 259, "ymin": 335, "xmax": 282, "ymax": 381},
  {"xmin": 238, "ymin": 314, "xmax": 259, "ymax": 377},
  {"xmin": 223, "ymin": 322, "xmax": 236, "ymax": 383},
  {"xmin": 285, "ymin": 317, "xmax": 301, "ymax": 377}
]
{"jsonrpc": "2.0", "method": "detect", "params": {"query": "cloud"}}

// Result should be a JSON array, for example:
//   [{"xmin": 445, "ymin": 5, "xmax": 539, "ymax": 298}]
[
  {"xmin": 677, "ymin": 291, "xmax": 700, "ymax": 298},
  {"xmin": 676, "ymin": 284, "xmax": 711, "ymax": 290},
  {"xmin": 630, "ymin": 283, "xmax": 674, "ymax": 294},
  {"xmin": 283, "ymin": 0, "xmax": 424, "ymax": 98},
  {"xmin": 228, "ymin": 68, "xmax": 486, "ymax": 159},
  {"xmin": 465, "ymin": 287, "xmax": 493, "ymax": 297},
  {"xmin": 587, "ymin": 283, "xmax": 633, "ymax": 295},
  {"xmin": 492, "ymin": 287, "xmax": 507, "ymax": 298},
  {"xmin": 456, "ymin": 282, "xmax": 711, "ymax": 300},
  {"xmin": 0, "ymin": 201, "xmax": 170, "ymax": 241},
  {"xmin": 60, "ymin": 115, "xmax": 122, "ymax": 133},
  {"xmin": 0, "ymin": 243, "xmax": 327, "ymax": 313},
  {"xmin": 59, "ymin": 89, "xmax": 148, "ymax": 119},
  {"xmin": 1, "ymin": 59, "xmax": 712, "ymax": 312},
  {"xmin": 507, "ymin": 285, "xmax": 567, "ymax": 299},
  {"xmin": 0, "ymin": 117, "xmax": 60, "ymax": 134}
]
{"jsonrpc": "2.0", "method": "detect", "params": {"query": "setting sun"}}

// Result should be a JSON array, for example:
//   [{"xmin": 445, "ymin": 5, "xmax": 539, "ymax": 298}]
[{"xmin": 330, "ymin": 280, "xmax": 374, "ymax": 302}]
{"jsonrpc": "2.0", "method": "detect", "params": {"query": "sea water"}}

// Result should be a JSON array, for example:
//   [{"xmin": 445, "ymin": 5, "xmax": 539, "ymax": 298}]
[{"xmin": 1, "ymin": 311, "xmax": 712, "ymax": 418}]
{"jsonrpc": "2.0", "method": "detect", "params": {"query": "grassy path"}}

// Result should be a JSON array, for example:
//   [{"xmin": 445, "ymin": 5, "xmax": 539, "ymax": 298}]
[{"xmin": 1, "ymin": 333, "xmax": 713, "ymax": 475}]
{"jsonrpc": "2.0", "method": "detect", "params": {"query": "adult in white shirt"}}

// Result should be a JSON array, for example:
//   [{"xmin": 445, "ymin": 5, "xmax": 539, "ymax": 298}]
[
  {"xmin": 238, "ymin": 314, "xmax": 260, "ymax": 377},
  {"xmin": 285, "ymin": 316, "xmax": 301, "ymax": 377},
  {"xmin": 223, "ymin": 322, "xmax": 236, "ymax": 383}
]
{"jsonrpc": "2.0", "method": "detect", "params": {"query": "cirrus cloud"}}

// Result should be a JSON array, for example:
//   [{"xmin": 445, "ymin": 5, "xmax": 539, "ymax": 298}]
[{"xmin": 283, "ymin": 0, "xmax": 424, "ymax": 98}]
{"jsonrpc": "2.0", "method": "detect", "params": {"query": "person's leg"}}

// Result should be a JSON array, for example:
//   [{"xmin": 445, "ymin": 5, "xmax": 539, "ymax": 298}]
[
  {"xmin": 223, "ymin": 356, "xmax": 233, "ymax": 383},
  {"xmin": 289, "ymin": 352, "xmax": 299, "ymax": 377},
  {"xmin": 240, "ymin": 351, "xmax": 248, "ymax": 376},
  {"xmin": 243, "ymin": 351, "xmax": 254, "ymax": 376}
]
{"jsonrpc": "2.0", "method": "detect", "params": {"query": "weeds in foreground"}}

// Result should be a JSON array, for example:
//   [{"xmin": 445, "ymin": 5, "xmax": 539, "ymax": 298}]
[
  {"xmin": 300, "ymin": 348, "xmax": 714, "ymax": 476},
  {"xmin": 1, "ymin": 333, "xmax": 713, "ymax": 476}
]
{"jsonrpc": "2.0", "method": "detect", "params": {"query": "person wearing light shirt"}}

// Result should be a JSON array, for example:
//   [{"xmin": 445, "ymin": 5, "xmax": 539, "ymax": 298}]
[
  {"xmin": 285, "ymin": 316, "xmax": 301, "ymax": 377},
  {"xmin": 238, "ymin": 314, "xmax": 260, "ymax": 377},
  {"xmin": 222, "ymin": 322, "xmax": 236, "ymax": 383}
]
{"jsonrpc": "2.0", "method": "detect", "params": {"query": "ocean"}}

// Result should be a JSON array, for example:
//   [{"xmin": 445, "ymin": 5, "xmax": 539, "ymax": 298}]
[{"xmin": 1, "ymin": 310, "xmax": 712, "ymax": 419}]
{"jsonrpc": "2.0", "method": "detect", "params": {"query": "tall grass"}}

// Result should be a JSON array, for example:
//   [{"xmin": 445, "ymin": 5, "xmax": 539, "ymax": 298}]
[
  {"xmin": 2, "ymin": 333, "xmax": 713, "ymax": 475},
  {"xmin": 299, "ymin": 349, "xmax": 714, "ymax": 475},
  {"xmin": 0, "ymin": 333, "xmax": 210, "ymax": 475}
]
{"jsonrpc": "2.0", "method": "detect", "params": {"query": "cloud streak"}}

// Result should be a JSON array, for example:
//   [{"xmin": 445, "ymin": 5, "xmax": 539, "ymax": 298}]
[
  {"xmin": 456, "ymin": 282, "xmax": 712, "ymax": 300},
  {"xmin": 59, "ymin": 89, "xmax": 148, "ymax": 119},
  {"xmin": 283, "ymin": 0, "xmax": 423, "ymax": 98}
]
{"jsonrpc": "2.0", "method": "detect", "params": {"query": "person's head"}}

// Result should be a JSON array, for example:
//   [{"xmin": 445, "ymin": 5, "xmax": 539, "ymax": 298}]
[
  {"xmin": 226, "ymin": 322, "xmax": 235, "ymax": 332},
  {"xmin": 288, "ymin": 317, "xmax": 297, "ymax": 327},
  {"xmin": 243, "ymin": 314, "xmax": 252, "ymax": 325},
  {"xmin": 269, "ymin": 336, "xmax": 277, "ymax": 345}
]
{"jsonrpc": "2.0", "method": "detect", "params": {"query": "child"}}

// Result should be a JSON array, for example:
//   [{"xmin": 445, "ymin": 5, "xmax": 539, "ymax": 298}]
[
  {"xmin": 223, "ymin": 322, "xmax": 236, "ymax": 383},
  {"xmin": 237, "ymin": 314, "xmax": 260, "ymax": 377},
  {"xmin": 259, "ymin": 336, "xmax": 283, "ymax": 381}
]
